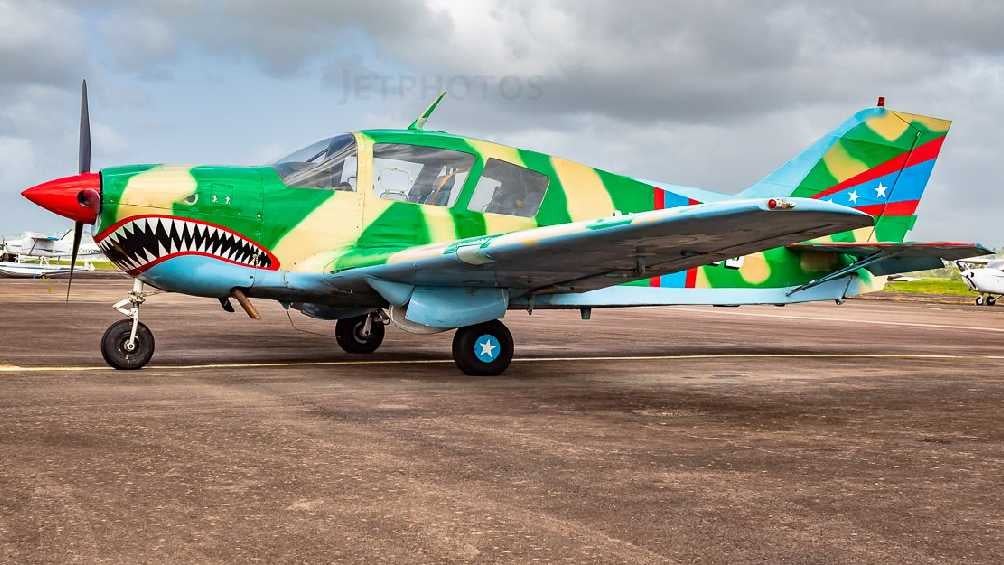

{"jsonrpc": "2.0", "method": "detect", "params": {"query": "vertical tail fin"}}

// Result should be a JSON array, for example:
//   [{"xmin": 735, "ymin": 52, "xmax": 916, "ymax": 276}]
[{"xmin": 741, "ymin": 106, "xmax": 951, "ymax": 243}]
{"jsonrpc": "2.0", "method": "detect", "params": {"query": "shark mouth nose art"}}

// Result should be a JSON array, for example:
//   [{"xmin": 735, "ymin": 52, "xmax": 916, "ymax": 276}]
[{"xmin": 95, "ymin": 215, "xmax": 278, "ymax": 273}]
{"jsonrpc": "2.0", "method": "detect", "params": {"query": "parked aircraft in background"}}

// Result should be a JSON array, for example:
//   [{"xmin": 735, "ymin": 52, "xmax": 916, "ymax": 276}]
[
  {"xmin": 21, "ymin": 82, "xmax": 988, "ymax": 373},
  {"xmin": 1, "ymin": 229, "xmax": 101, "ymax": 261},
  {"xmin": 0, "ymin": 229, "xmax": 102, "ymax": 278},
  {"xmin": 0, "ymin": 261, "xmax": 95, "ymax": 279},
  {"xmin": 957, "ymin": 257, "xmax": 1004, "ymax": 305}
]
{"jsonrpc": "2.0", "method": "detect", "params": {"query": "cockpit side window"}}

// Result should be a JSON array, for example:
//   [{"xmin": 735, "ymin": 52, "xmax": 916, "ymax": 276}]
[
  {"xmin": 467, "ymin": 158, "xmax": 549, "ymax": 217},
  {"xmin": 372, "ymin": 143, "xmax": 474, "ymax": 206},
  {"xmin": 273, "ymin": 134, "xmax": 358, "ymax": 191}
]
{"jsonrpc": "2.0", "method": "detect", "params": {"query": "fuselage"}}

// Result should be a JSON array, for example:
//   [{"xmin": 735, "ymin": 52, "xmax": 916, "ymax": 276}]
[
  {"xmin": 961, "ymin": 267, "xmax": 1004, "ymax": 295},
  {"xmin": 78, "ymin": 128, "xmax": 871, "ymax": 307}
]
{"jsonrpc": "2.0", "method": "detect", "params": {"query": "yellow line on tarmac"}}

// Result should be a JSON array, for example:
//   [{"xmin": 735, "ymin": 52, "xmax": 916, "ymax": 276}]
[{"xmin": 2, "ymin": 353, "xmax": 1002, "ymax": 373}]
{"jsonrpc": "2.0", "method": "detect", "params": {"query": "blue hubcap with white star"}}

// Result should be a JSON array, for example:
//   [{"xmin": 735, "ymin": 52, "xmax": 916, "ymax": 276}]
[{"xmin": 474, "ymin": 334, "xmax": 501, "ymax": 363}]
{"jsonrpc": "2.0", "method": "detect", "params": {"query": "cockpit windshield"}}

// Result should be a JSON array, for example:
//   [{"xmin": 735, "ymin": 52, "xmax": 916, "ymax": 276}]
[{"xmin": 272, "ymin": 133, "xmax": 357, "ymax": 190}]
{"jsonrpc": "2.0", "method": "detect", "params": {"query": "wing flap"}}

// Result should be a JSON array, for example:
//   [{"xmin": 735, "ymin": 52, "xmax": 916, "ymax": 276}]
[{"xmin": 788, "ymin": 241, "xmax": 991, "ymax": 275}]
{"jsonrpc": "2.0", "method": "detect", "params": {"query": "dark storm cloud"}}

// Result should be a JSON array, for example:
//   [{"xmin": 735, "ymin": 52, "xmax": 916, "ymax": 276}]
[
  {"xmin": 5, "ymin": 1, "xmax": 1004, "ymax": 245},
  {"xmin": 0, "ymin": 2, "xmax": 85, "ymax": 88},
  {"xmin": 62, "ymin": 1, "xmax": 1004, "ymax": 124},
  {"xmin": 121, "ymin": 0, "xmax": 1004, "ymax": 132},
  {"xmin": 391, "ymin": 0, "xmax": 1004, "ymax": 125},
  {"xmin": 73, "ymin": 0, "xmax": 441, "ymax": 77}
]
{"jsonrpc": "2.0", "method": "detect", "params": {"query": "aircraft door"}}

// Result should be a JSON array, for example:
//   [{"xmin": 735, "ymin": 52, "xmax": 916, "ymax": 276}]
[{"xmin": 261, "ymin": 133, "xmax": 364, "ymax": 279}]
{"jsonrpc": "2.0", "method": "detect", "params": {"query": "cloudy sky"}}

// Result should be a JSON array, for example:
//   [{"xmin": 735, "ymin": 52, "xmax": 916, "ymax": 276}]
[{"xmin": 2, "ymin": 0, "xmax": 1003, "ymax": 246}]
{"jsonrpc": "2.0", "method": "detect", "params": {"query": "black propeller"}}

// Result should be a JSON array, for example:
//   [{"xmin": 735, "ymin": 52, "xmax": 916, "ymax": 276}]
[{"xmin": 66, "ymin": 79, "xmax": 91, "ymax": 302}]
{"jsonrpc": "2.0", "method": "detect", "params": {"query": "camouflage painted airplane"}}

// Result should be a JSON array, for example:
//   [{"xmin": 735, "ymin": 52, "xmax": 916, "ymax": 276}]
[{"xmin": 22, "ymin": 82, "xmax": 987, "ymax": 374}]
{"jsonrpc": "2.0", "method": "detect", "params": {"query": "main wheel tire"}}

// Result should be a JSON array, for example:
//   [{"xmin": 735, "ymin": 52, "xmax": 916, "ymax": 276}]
[
  {"xmin": 988, "ymin": 296, "xmax": 997, "ymax": 306},
  {"xmin": 976, "ymin": 296, "xmax": 985, "ymax": 306},
  {"xmin": 100, "ymin": 319, "xmax": 155, "ymax": 370},
  {"xmin": 452, "ymin": 320, "xmax": 514, "ymax": 376},
  {"xmin": 335, "ymin": 315, "xmax": 385, "ymax": 354}
]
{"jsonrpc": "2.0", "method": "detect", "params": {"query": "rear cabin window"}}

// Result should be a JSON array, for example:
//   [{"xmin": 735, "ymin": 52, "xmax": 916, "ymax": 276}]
[
  {"xmin": 273, "ymin": 134, "xmax": 358, "ymax": 191},
  {"xmin": 372, "ymin": 143, "xmax": 474, "ymax": 207},
  {"xmin": 467, "ymin": 158, "xmax": 548, "ymax": 217}
]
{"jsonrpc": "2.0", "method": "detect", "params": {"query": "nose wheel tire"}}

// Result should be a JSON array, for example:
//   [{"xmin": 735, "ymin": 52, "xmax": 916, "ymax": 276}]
[
  {"xmin": 100, "ymin": 319, "xmax": 155, "ymax": 370},
  {"xmin": 452, "ymin": 320, "xmax": 514, "ymax": 376},
  {"xmin": 335, "ymin": 314, "xmax": 385, "ymax": 354}
]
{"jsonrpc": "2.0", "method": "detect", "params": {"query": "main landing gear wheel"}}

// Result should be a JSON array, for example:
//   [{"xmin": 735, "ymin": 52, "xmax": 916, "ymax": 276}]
[
  {"xmin": 988, "ymin": 296, "xmax": 997, "ymax": 306},
  {"xmin": 977, "ymin": 296, "xmax": 986, "ymax": 306},
  {"xmin": 336, "ymin": 314, "xmax": 385, "ymax": 354},
  {"xmin": 452, "ymin": 319, "xmax": 514, "ymax": 376},
  {"xmin": 101, "ymin": 319, "xmax": 155, "ymax": 370}
]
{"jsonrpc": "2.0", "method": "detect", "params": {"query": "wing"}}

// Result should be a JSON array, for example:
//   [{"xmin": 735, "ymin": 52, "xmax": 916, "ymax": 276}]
[
  {"xmin": 958, "ymin": 257, "xmax": 992, "ymax": 266},
  {"xmin": 352, "ymin": 197, "xmax": 871, "ymax": 294},
  {"xmin": 788, "ymin": 241, "xmax": 991, "ymax": 275}
]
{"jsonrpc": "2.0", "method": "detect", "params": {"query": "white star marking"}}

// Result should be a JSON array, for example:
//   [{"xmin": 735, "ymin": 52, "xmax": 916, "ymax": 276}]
[
  {"xmin": 875, "ymin": 182, "xmax": 888, "ymax": 198},
  {"xmin": 848, "ymin": 190, "xmax": 859, "ymax": 204},
  {"xmin": 479, "ymin": 339, "xmax": 497, "ymax": 359}
]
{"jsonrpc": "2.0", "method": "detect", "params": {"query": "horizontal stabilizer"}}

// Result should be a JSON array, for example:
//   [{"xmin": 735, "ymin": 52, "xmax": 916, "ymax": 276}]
[{"xmin": 789, "ymin": 241, "xmax": 991, "ymax": 276}]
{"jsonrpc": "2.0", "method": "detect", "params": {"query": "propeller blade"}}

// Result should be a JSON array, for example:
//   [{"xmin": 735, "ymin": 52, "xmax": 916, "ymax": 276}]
[
  {"xmin": 65, "ymin": 221, "xmax": 83, "ymax": 302},
  {"xmin": 79, "ymin": 79, "xmax": 91, "ymax": 174}
]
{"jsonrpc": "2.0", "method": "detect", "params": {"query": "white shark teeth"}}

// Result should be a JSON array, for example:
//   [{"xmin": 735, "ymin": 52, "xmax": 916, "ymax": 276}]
[{"xmin": 97, "ymin": 216, "xmax": 272, "ymax": 272}]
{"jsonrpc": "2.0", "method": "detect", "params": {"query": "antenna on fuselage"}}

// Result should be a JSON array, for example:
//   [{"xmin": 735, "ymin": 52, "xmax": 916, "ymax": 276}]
[{"xmin": 408, "ymin": 90, "xmax": 447, "ymax": 131}]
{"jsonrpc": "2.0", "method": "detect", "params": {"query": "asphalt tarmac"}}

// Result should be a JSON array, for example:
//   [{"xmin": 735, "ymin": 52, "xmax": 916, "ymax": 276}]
[{"xmin": 1, "ymin": 278, "xmax": 1003, "ymax": 564}]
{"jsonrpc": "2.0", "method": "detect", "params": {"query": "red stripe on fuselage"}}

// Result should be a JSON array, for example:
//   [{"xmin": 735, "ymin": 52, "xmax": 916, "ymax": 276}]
[
  {"xmin": 651, "ymin": 187, "xmax": 666, "ymax": 286},
  {"xmin": 813, "ymin": 136, "xmax": 946, "ymax": 200},
  {"xmin": 685, "ymin": 198, "xmax": 700, "ymax": 288},
  {"xmin": 647, "ymin": 190, "xmax": 703, "ymax": 288}
]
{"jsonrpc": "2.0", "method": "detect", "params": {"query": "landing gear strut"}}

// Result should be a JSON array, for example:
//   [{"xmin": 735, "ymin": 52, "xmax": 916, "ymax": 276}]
[
  {"xmin": 101, "ymin": 279, "xmax": 156, "ymax": 370},
  {"xmin": 335, "ymin": 312, "xmax": 386, "ymax": 354},
  {"xmin": 452, "ymin": 319, "xmax": 514, "ymax": 376}
]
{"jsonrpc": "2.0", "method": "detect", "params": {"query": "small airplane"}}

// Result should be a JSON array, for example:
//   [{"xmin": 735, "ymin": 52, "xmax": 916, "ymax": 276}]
[
  {"xmin": 21, "ymin": 82, "xmax": 989, "ymax": 374},
  {"xmin": 1, "ymin": 229, "xmax": 100, "ymax": 260},
  {"xmin": 0, "ymin": 261, "xmax": 96, "ymax": 279},
  {"xmin": 956, "ymin": 257, "xmax": 1004, "ymax": 306},
  {"xmin": 0, "ymin": 229, "xmax": 102, "ymax": 278}
]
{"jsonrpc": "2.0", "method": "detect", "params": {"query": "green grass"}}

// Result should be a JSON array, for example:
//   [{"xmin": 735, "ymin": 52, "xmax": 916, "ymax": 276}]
[
  {"xmin": 25, "ymin": 260, "xmax": 120, "ymax": 271},
  {"xmin": 885, "ymin": 278, "xmax": 973, "ymax": 296}
]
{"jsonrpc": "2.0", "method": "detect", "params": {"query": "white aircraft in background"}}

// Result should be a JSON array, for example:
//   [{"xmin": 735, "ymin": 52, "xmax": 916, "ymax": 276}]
[
  {"xmin": 956, "ymin": 258, "xmax": 1004, "ymax": 306},
  {"xmin": 1, "ymin": 229, "xmax": 101, "ymax": 259},
  {"xmin": 0, "ymin": 229, "xmax": 102, "ymax": 278}
]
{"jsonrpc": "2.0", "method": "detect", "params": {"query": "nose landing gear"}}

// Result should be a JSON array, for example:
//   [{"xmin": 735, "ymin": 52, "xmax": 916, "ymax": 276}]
[{"xmin": 101, "ymin": 279, "xmax": 156, "ymax": 370}]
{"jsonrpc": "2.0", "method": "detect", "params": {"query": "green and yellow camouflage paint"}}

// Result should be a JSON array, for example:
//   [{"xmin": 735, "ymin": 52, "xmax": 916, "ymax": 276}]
[{"xmin": 92, "ymin": 105, "xmax": 951, "ymax": 300}]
